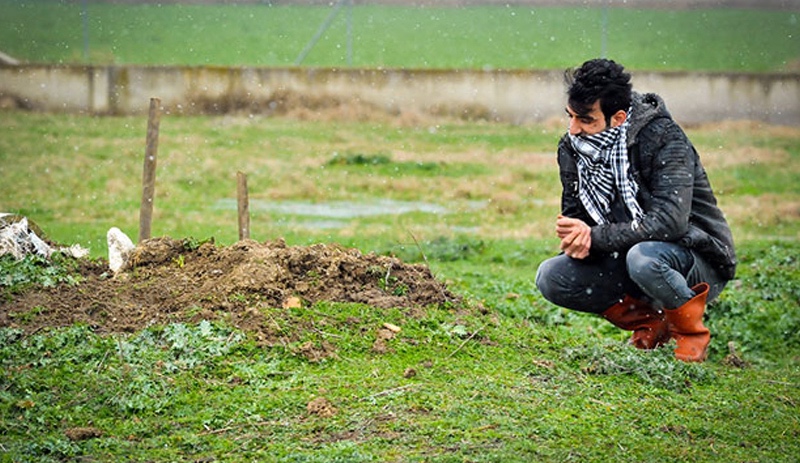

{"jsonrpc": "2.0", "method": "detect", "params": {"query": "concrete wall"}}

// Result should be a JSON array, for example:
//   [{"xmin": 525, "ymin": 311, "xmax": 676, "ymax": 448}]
[{"xmin": 1, "ymin": 64, "xmax": 798, "ymax": 125}]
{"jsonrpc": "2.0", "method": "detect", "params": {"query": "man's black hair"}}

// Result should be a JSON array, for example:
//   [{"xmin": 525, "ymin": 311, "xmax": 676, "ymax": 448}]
[{"xmin": 565, "ymin": 59, "xmax": 632, "ymax": 124}]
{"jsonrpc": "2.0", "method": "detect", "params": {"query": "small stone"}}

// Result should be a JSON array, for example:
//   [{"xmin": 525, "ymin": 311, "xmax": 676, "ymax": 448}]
[
  {"xmin": 383, "ymin": 322, "xmax": 401, "ymax": 333},
  {"xmin": 283, "ymin": 296, "xmax": 302, "ymax": 308}
]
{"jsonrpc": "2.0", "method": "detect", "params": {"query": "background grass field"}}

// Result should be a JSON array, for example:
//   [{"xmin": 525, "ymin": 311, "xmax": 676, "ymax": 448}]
[
  {"xmin": 1, "ymin": 113, "xmax": 798, "ymax": 256},
  {"xmin": 1, "ymin": 1, "xmax": 798, "ymax": 71},
  {"xmin": 1, "ymin": 2, "xmax": 800, "ymax": 462},
  {"xmin": 2, "ymin": 110, "xmax": 799, "ymax": 462}
]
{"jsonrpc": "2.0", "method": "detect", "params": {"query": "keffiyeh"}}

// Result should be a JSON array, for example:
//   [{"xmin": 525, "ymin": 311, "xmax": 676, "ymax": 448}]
[{"xmin": 568, "ymin": 111, "xmax": 644, "ymax": 226}]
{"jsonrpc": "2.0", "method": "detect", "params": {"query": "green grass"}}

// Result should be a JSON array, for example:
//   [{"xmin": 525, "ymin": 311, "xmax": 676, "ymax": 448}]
[
  {"xmin": 1, "ymin": 1, "xmax": 798, "ymax": 71},
  {"xmin": 1, "ymin": 243, "xmax": 799, "ymax": 461},
  {"xmin": 1, "ymin": 112, "xmax": 797, "ymax": 253},
  {"xmin": 1, "ymin": 109, "xmax": 799, "ymax": 461}
]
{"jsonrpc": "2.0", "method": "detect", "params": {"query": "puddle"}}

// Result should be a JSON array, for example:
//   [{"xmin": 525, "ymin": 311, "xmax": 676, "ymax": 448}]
[
  {"xmin": 213, "ymin": 198, "xmax": 485, "ymax": 219},
  {"xmin": 280, "ymin": 219, "xmax": 348, "ymax": 230}
]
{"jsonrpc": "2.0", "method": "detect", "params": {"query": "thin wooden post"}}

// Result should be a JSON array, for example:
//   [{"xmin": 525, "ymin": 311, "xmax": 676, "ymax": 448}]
[
  {"xmin": 237, "ymin": 171, "xmax": 250, "ymax": 240},
  {"xmin": 139, "ymin": 97, "xmax": 161, "ymax": 243}
]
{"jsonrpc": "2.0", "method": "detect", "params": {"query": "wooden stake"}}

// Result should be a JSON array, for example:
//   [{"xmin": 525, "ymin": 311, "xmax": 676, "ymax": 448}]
[
  {"xmin": 237, "ymin": 171, "xmax": 250, "ymax": 240},
  {"xmin": 138, "ymin": 98, "xmax": 161, "ymax": 243}
]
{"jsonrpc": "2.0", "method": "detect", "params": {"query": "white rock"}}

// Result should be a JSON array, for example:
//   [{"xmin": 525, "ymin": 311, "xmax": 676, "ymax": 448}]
[{"xmin": 107, "ymin": 227, "xmax": 135, "ymax": 273}]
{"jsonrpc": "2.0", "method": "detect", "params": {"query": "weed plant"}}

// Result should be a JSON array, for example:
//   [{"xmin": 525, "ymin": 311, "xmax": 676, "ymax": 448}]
[{"xmin": 0, "ymin": 254, "xmax": 81, "ymax": 300}]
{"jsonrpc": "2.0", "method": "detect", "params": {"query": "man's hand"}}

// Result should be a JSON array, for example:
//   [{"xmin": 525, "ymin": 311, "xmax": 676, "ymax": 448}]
[{"xmin": 556, "ymin": 215, "xmax": 592, "ymax": 259}]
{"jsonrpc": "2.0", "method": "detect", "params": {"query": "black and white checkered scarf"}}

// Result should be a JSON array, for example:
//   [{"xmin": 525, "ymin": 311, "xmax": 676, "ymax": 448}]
[{"xmin": 568, "ymin": 111, "xmax": 644, "ymax": 226}]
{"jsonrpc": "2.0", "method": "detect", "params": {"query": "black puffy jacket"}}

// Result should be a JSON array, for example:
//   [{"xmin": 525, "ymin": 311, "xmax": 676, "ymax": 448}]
[{"xmin": 556, "ymin": 92, "xmax": 737, "ymax": 280}]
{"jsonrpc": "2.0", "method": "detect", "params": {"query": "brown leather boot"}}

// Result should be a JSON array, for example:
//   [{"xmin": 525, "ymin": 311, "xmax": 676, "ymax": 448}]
[
  {"xmin": 665, "ymin": 283, "xmax": 711, "ymax": 362},
  {"xmin": 601, "ymin": 296, "xmax": 670, "ymax": 350}
]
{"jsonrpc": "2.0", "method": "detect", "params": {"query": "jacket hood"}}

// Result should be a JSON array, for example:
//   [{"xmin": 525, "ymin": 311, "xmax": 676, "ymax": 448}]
[{"xmin": 628, "ymin": 92, "xmax": 672, "ymax": 146}]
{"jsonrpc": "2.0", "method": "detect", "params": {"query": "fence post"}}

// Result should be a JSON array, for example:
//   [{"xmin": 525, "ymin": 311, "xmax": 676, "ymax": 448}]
[
  {"xmin": 237, "ymin": 171, "xmax": 250, "ymax": 240},
  {"xmin": 138, "ymin": 97, "xmax": 160, "ymax": 243}
]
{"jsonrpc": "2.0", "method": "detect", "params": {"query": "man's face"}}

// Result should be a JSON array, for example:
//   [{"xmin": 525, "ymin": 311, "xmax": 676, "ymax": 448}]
[{"xmin": 566, "ymin": 100, "xmax": 608, "ymax": 137}]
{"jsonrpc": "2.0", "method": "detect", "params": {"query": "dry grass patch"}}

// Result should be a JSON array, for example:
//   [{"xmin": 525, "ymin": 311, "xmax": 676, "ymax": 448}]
[
  {"xmin": 720, "ymin": 194, "xmax": 800, "ymax": 229},
  {"xmin": 392, "ymin": 148, "xmax": 556, "ymax": 169},
  {"xmin": 691, "ymin": 120, "xmax": 800, "ymax": 139},
  {"xmin": 701, "ymin": 146, "xmax": 791, "ymax": 170}
]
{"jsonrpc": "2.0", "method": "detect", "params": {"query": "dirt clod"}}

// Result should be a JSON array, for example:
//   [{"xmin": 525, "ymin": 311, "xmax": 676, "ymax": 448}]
[
  {"xmin": 65, "ymin": 427, "xmax": 103, "ymax": 441},
  {"xmin": 1, "ymin": 238, "xmax": 461, "ymax": 341},
  {"xmin": 307, "ymin": 397, "xmax": 337, "ymax": 418}
]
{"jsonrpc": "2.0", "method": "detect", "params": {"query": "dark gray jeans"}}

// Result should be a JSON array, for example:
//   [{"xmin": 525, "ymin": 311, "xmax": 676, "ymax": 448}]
[{"xmin": 535, "ymin": 241, "xmax": 729, "ymax": 314}]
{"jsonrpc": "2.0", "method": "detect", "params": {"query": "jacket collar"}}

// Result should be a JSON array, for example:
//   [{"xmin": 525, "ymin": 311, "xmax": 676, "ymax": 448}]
[{"xmin": 628, "ymin": 92, "xmax": 672, "ymax": 146}]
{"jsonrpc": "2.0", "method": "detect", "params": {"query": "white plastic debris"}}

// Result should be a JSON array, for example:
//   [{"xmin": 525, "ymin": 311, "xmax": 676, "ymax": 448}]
[
  {"xmin": 0, "ymin": 217, "xmax": 50, "ymax": 259},
  {"xmin": 0, "ymin": 213, "xmax": 88, "ymax": 260},
  {"xmin": 107, "ymin": 227, "xmax": 135, "ymax": 273},
  {"xmin": 62, "ymin": 244, "xmax": 90, "ymax": 259}
]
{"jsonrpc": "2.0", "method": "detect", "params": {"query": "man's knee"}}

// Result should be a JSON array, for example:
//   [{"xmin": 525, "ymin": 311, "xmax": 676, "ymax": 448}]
[
  {"xmin": 535, "ymin": 258, "xmax": 554, "ymax": 301},
  {"xmin": 535, "ymin": 257, "xmax": 567, "ymax": 304},
  {"xmin": 626, "ymin": 242, "xmax": 662, "ymax": 284}
]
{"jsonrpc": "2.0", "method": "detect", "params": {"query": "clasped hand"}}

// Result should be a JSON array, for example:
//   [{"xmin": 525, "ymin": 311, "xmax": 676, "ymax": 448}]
[{"xmin": 556, "ymin": 215, "xmax": 591, "ymax": 259}]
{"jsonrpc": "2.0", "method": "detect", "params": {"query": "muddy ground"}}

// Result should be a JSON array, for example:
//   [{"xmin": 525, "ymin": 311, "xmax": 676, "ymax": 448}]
[{"xmin": 1, "ymin": 237, "xmax": 465, "ymax": 344}]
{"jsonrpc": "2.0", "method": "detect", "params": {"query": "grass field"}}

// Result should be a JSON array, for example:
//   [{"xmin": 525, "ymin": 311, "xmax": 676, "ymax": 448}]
[
  {"xmin": 1, "ymin": 109, "xmax": 799, "ymax": 461},
  {"xmin": 1, "ymin": 3, "xmax": 800, "ymax": 460},
  {"xmin": 2, "ymin": 113, "xmax": 797, "ymax": 253},
  {"xmin": 1, "ymin": 1, "xmax": 798, "ymax": 71}
]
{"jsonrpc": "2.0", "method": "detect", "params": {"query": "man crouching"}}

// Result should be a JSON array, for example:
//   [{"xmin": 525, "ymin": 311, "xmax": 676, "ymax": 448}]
[{"xmin": 535, "ymin": 59, "xmax": 737, "ymax": 362}]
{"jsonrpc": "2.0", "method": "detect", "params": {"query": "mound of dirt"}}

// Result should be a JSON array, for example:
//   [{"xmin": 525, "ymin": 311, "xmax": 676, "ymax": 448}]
[{"xmin": 1, "ymin": 238, "xmax": 463, "ymax": 340}]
